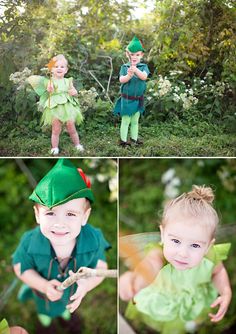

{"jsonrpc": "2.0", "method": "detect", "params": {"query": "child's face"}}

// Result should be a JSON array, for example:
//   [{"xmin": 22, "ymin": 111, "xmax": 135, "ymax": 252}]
[
  {"xmin": 34, "ymin": 198, "xmax": 91, "ymax": 246},
  {"xmin": 126, "ymin": 51, "xmax": 143, "ymax": 65},
  {"xmin": 160, "ymin": 216, "xmax": 214, "ymax": 270},
  {"xmin": 51, "ymin": 59, "xmax": 68, "ymax": 79}
]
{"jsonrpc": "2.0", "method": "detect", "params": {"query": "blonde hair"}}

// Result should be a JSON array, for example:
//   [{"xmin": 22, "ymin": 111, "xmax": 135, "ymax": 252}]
[
  {"xmin": 52, "ymin": 54, "xmax": 68, "ymax": 67},
  {"xmin": 162, "ymin": 185, "xmax": 219, "ymax": 236}
]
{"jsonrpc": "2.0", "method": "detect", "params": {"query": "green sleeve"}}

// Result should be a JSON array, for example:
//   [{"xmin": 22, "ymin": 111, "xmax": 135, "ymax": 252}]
[
  {"xmin": 90, "ymin": 228, "xmax": 111, "ymax": 266},
  {"xmin": 143, "ymin": 64, "xmax": 150, "ymax": 76},
  {"xmin": 119, "ymin": 65, "xmax": 128, "ymax": 77},
  {"xmin": 206, "ymin": 243, "xmax": 231, "ymax": 265},
  {"xmin": 12, "ymin": 231, "xmax": 35, "ymax": 274}
]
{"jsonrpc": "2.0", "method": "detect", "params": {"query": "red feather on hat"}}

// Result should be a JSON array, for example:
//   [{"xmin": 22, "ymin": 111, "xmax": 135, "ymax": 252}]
[{"xmin": 77, "ymin": 168, "xmax": 91, "ymax": 188}]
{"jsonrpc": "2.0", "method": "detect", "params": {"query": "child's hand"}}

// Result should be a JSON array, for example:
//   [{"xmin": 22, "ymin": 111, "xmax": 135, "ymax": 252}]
[
  {"xmin": 119, "ymin": 271, "xmax": 136, "ymax": 301},
  {"xmin": 47, "ymin": 82, "xmax": 54, "ymax": 93},
  {"xmin": 66, "ymin": 272, "xmax": 88, "ymax": 313},
  {"xmin": 45, "ymin": 279, "xmax": 63, "ymax": 302},
  {"xmin": 68, "ymin": 87, "xmax": 78, "ymax": 96},
  {"xmin": 127, "ymin": 68, "xmax": 134, "ymax": 78},
  {"xmin": 209, "ymin": 293, "xmax": 231, "ymax": 322}
]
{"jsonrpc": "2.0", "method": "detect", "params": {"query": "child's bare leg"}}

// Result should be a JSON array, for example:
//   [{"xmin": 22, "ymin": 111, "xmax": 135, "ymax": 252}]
[
  {"xmin": 66, "ymin": 121, "xmax": 80, "ymax": 146},
  {"xmin": 51, "ymin": 118, "xmax": 62, "ymax": 149}
]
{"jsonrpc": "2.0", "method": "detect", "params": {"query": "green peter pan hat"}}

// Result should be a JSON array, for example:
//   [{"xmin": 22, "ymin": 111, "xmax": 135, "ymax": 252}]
[
  {"xmin": 29, "ymin": 159, "xmax": 94, "ymax": 208},
  {"xmin": 127, "ymin": 36, "xmax": 145, "ymax": 53}
]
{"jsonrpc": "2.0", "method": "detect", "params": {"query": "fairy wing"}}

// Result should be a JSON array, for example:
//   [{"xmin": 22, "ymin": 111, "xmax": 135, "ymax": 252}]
[
  {"xmin": 119, "ymin": 232, "xmax": 161, "ymax": 267},
  {"xmin": 216, "ymin": 223, "xmax": 236, "ymax": 242}
]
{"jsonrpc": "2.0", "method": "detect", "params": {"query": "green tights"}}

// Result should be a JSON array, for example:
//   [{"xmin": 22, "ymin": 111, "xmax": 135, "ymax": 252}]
[{"xmin": 120, "ymin": 112, "xmax": 140, "ymax": 142}]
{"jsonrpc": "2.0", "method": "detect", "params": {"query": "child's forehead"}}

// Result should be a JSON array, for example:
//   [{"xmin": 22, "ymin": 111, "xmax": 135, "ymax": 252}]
[
  {"xmin": 55, "ymin": 59, "xmax": 67, "ymax": 66},
  {"xmin": 164, "ymin": 219, "xmax": 212, "ymax": 243},
  {"xmin": 37, "ymin": 198, "xmax": 86, "ymax": 210},
  {"xmin": 128, "ymin": 51, "xmax": 143, "ymax": 56}
]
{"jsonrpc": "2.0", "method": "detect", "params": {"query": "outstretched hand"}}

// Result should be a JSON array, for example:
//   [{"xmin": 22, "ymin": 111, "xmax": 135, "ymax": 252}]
[
  {"xmin": 66, "ymin": 270, "xmax": 88, "ymax": 313},
  {"xmin": 209, "ymin": 294, "xmax": 231, "ymax": 322}
]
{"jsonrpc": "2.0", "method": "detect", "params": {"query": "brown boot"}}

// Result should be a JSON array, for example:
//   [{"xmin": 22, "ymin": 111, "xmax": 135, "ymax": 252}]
[
  {"xmin": 118, "ymin": 140, "xmax": 131, "ymax": 147},
  {"xmin": 130, "ymin": 138, "xmax": 143, "ymax": 145}
]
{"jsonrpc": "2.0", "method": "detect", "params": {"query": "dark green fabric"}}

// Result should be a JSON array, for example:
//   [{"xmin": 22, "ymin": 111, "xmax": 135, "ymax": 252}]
[
  {"xmin": 12, "ymin": 225, "xmax": 111, "ymax": 317},
  {"xmin": 29, "ymin": 159, "xmax": 94, "ymax": 208},
  {"xmin": 127, "ymin": 36, "xmax": 145, "ymax": 52},
  {"xmin": 114, "ymin": 63, "xmax": 150, "ymax": 116}
]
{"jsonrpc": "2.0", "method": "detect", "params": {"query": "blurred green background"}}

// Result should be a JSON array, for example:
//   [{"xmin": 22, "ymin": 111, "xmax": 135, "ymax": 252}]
[
  {"xmin": 119, "ymin": 158, "xmax": 236, "ymax": 334},
  {"xmin": 0, "ymin": 158, "xmax": 117, "ymax": 334}
]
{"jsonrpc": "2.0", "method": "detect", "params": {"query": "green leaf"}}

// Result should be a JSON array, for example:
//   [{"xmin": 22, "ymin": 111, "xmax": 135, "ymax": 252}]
[{"xmin": 0, "ymin": 319, "xmax": 10, "ymax": 334}]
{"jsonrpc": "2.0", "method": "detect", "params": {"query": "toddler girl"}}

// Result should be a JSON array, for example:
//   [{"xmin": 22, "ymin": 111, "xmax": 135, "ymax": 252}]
[
  {"xmin": 28, "ymin": 54, "xmax": 84, "ymax": 155},
  {"xmin": 119, "ymin": 185, "xmax": 232, "ymax": 334},
  {"xmin": 114, "ymin": 36, "xmax": 150, "ymax": 147}
]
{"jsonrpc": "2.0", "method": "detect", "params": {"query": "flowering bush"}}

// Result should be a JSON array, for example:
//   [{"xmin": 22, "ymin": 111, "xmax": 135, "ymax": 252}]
[
  {"xmin": 77, "ymin": 87, "xmax": 99, "ymax": 112},
  {"xmin": 9, "ymin": 68, "xmax": 32, "ymax": 90},
  {"xmin": 146, "ymin": 71, "xmax": 233, "ymax": 123}
]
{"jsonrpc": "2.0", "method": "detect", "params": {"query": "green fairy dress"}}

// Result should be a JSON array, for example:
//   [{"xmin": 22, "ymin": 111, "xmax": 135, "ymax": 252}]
[
  {"xmin": 114, "ymin": 63, "xmax": 150, "ymax": 117},
  {"xmin": 27, "ymin": 76, "xmax": 83, "ymax": 126},
  {"xmin": 126, "ymin": 243, "xmax": 231, "ymax": 334}
]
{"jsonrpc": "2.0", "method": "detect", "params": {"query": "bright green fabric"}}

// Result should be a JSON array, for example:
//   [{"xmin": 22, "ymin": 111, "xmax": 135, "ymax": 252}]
[
  {"xmin": 114, "ymin": 63, "xmax": 150, "ymax": 116},
  {"xmin": 29, "ymin": 159, "xmax": 94, "ymax": 208},
  {"xmin": 120, "ymin": 112, "xmax": 140, "ymax": 141},
  {"xmin": 126, "ymin": 243, "xmax": 231, "ymax": 332},
  {"xmin": 12, "ymin": 225, "xmax": 111, "ymax": 317},
  {"xmin": 127, "ymin": 36, "xmax": 145, "ymax": 52},
  {"xmin": 27, "ymin": 75, "xmax": 83, "ymax": 126}
]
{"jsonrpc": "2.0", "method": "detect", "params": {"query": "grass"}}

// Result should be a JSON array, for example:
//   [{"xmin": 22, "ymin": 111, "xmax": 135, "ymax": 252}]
[{"xmin": 0, "ymin": 120, "xmax": 235, "ymax": 157}]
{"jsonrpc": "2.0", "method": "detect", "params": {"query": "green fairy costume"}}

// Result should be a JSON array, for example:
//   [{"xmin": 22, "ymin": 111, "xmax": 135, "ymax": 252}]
[
  {"xmin": 126, "ymin": 242, "xmax": 231, "ymax": 334},
  {"xmin": 27, "ymin": 76, "xmax": 83, "ymax": 126},
  {"xmin": 12, "ymin": 159, "xmax": 111, "ymax": 318}
]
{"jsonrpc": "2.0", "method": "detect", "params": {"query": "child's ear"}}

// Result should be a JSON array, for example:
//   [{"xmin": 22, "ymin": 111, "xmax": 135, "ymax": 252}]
[
  {"xmin": 205, "ymin": 238, "xmax": 215, "ymax": 254},
  {"xmin": 81, "ymin": 207, "xmax": 91, "ymax": 226},
  {"xmin": 159, "ymin": 225, "xmax": 164, "ymax": 244},
  {"xmin": 33, "ymin": 205, "xmax": 40, "ymax": 225}
]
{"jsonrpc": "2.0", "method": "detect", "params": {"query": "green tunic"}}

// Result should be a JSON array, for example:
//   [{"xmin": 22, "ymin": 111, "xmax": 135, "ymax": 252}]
[
  {"xmin": 126, "ymin": 243, "xmax": 231, "ymax": 334},
  {"xmin": 113, "ymin": 63, "xmax": 150, "ymax": 116},
  {"xmin": 27, "ymin": 76, "xmax": 83, "ymax": 126},
  {"xmin": 12, "ymin": 225, "xmax": 110, "ymax": 317}
]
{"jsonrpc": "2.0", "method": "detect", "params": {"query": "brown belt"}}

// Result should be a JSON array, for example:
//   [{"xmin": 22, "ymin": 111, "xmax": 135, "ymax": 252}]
[{"xmin": 121, "ymin": 94, "xmax": 144, "ymax": 107}]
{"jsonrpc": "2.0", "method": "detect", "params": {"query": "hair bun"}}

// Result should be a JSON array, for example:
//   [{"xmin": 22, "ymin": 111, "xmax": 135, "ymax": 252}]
[{"xmin": 187, "ymin": 185, "xmax": 214, "ymax": 204}]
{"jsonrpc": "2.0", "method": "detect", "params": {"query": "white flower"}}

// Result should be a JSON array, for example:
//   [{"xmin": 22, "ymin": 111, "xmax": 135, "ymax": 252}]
[{"xmin": 161, "ymin": 168, "xmax": 175, "ymax": 184}]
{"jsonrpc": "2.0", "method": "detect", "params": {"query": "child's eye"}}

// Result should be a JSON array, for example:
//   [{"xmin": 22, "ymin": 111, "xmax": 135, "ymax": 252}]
[
  {"xmin": 67, "ymin": 212, "xmax": 76, "ymax": 217},
  {"xmin": 171, "ymin": 239, "xmax": 180, "ymax": 244},
  {"xmin": 191, "ymin": 243, "xmax": 201, "ymax": 248},
  {"xmin": 45, "ymin": 211, "xmax": 54, "ymax": 216}
]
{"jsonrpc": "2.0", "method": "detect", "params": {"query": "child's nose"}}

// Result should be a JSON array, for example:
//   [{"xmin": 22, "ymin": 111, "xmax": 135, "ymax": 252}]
[
  {"xmin": 178, "ymin": 246, "xmax": 188, "ymax": 258},
  {"xmin": 53, "ymin": 220, "xmax": 66, "ymax": 228}
]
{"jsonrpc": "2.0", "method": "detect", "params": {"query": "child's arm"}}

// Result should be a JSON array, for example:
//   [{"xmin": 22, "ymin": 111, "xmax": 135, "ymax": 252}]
[
  {"xmin": 47, "ymin": 81, "xmax": 54, "ymax": 93},
  {"xmin": 119, "ymin": 248, "xmax": 163, "ymax": 301},
  {"xmin": 133, "ymin": 66, "xmax": 148, "ymax": 81},
  {"xmin": 120, "ymin": 69, "xmax": 134, "ymax": 84},
  {"xmin": 66, "ymin": 259, "xmax": 108, "ymax": 313},
  {"xmin": 13, "ymin": 263, "xmax": 63, "ymax": 301},
  {"xmin": 209, "ymin": 262, "xmax": 232, "ymax": 322},
  {"xmin": 68, "ymin": 81, "xmax": 78, "ymax": 96}
]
